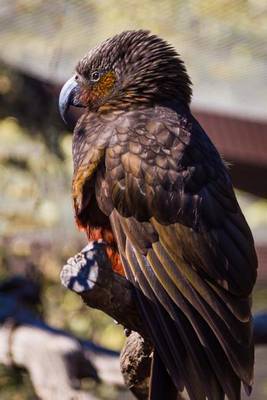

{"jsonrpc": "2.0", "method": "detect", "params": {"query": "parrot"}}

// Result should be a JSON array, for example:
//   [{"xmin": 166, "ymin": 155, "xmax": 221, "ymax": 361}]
[{"xmin": 59, "ymin": 30, "xmax": 257, "ymax": 400}]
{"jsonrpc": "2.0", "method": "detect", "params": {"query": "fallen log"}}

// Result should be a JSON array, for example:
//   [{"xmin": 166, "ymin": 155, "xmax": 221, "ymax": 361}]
[{"xmin": 0, "ymin": 276, "xmax": 124, "ymax": 400}]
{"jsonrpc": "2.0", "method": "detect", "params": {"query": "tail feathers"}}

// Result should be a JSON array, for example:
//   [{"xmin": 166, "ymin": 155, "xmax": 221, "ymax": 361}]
[{"xmin": 149, "ymin": 349, "xmax": 177, "ymax": 400}]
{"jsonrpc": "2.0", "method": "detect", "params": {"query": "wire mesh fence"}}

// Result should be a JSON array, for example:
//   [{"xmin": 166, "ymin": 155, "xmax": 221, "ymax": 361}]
[
  {"xmin": 0, "ymin": 0, "xmax": 266, "ymax": 119},
  {"xmin": 0, "ymin": 2, "xmax": 267, "ymax": 399}
]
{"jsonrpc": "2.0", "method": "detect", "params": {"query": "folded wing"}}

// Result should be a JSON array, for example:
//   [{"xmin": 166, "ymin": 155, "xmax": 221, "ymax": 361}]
[{"xmin": 98, "ymin": 107, "xmax": 257, "ymax": 400}]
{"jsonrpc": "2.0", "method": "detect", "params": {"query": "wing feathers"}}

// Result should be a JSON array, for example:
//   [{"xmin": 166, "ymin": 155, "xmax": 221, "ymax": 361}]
[
  {"xmin": 98, "ymin": 108, "xmax": 257, "ymax": 399},
  {"xmin": 125, "ymin": 240, "xmax": 208, "ymax": 400},
  {"xmin": 150, "ymin": 240, "xmax": 253, "ymax": 385}
]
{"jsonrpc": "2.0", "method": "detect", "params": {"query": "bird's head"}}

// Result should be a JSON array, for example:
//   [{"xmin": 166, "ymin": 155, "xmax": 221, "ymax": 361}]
[{"xmin": 59, "ymin": 30, "xmax": 192, "ymax": 123}]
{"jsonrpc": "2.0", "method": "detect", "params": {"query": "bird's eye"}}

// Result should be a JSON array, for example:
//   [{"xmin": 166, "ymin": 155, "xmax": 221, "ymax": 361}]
[{"xmin": 91, "ymin": 71, "xmax": 100, "ymax": 82}]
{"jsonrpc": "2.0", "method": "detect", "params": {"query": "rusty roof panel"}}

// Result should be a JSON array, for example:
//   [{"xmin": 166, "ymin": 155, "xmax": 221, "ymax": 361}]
[{"xmin": 193, "ymin": 110, "xmax": 267, "ymax": 166}]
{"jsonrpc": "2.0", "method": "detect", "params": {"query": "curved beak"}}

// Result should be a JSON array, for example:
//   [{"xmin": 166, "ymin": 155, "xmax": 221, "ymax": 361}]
[{"xmin": 59, "ymin": 76, "xmax": 80, "ymax": 125}]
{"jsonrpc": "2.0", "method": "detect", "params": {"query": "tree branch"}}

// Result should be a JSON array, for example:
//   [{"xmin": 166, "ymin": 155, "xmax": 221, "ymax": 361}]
[
  {"xmin": 61, "ymin": 242, "xmax": 153, "ymax": 399},
  {"xmin": 61, "ymin": 242, "xmax": 146, "ymax": 338}
]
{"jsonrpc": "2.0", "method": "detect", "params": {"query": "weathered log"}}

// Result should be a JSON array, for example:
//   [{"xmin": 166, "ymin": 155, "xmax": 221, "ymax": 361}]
[
  {"xmin": 0, "ymin": 276, "xmax": 124, "ymax": 400},
  {"xmin": 120, "ymin": 332, "xmax": 152, "ymax": 400},
  {"xmin": 61, "ymin": 242, "xmax": 146, "ymax": 338},
  {"xmin": 0, "ymin": 322, "xmax": 98, "ymax": 400},
  {"xmin": 61, "ymin": 242, "xmax": 152, "ymax": 399}
]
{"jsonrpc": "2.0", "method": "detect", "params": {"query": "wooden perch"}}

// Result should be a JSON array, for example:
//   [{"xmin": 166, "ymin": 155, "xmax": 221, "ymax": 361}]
[
  {"xmin": 120, "ymin": 332, "xmax": 152, "ymax": 400},
  {"xmin": 0, "ymin": 276, "xmax": 124, "ymax": 400},
  {"xmin": 61, "ymin": 242, "xmax": 267, "ymax": 400},
  {"xmin": 61, "ymin": 241, "xmax": 146, "ymax": 338},
  {"xmin": 61, "ymin": 242, "xmax": 153, "ymax": 399}
]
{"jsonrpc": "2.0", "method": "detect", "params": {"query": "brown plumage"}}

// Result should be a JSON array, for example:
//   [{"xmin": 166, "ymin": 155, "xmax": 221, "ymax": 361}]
[{"xmin": 59, "ymin": 30, "xmax": 257, "ymax": 400}]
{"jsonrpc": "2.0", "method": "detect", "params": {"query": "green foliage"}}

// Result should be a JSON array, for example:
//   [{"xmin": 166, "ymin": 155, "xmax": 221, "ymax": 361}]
[{"xmin": 0, "ymin": 365, "xmax": 37, "ymax": 400}]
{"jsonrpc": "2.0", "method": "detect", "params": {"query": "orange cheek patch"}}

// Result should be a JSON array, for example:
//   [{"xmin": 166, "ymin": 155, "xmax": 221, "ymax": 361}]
[
  {"xmin": 100, "ymin": 71, "xmax": 117, "ymax": 92},
  {"xmin": 80, "ymin": 71, "xmax": 116, "ymax": 105}
]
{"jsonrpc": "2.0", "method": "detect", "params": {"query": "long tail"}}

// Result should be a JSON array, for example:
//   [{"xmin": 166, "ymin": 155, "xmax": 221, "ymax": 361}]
[{"xmin": 149, "ymin": 349, "xmax": 177, "ymax": 400}]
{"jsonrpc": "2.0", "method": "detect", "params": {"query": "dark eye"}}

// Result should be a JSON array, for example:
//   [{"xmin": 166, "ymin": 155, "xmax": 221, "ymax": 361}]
[{"xmin": 91, "ymin": 71, "xmax": 100, "ymax": 82}]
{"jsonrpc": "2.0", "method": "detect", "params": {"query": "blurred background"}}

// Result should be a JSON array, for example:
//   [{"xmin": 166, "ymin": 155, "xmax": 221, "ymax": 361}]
[{"xmin": 0, "ymin": 0, "xmax": 266, "ymax": 399}]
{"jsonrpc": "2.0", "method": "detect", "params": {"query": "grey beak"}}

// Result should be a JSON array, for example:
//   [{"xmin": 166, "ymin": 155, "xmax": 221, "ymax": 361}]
[{"xmin": 58, "ymin": 75, "xmax": 78, "ymax": 125}]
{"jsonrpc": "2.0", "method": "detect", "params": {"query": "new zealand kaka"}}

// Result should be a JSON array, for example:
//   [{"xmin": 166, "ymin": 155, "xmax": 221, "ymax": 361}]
[{"xmin": 59, "ymin": 30, "xmax": 257, "ymax": 400}]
